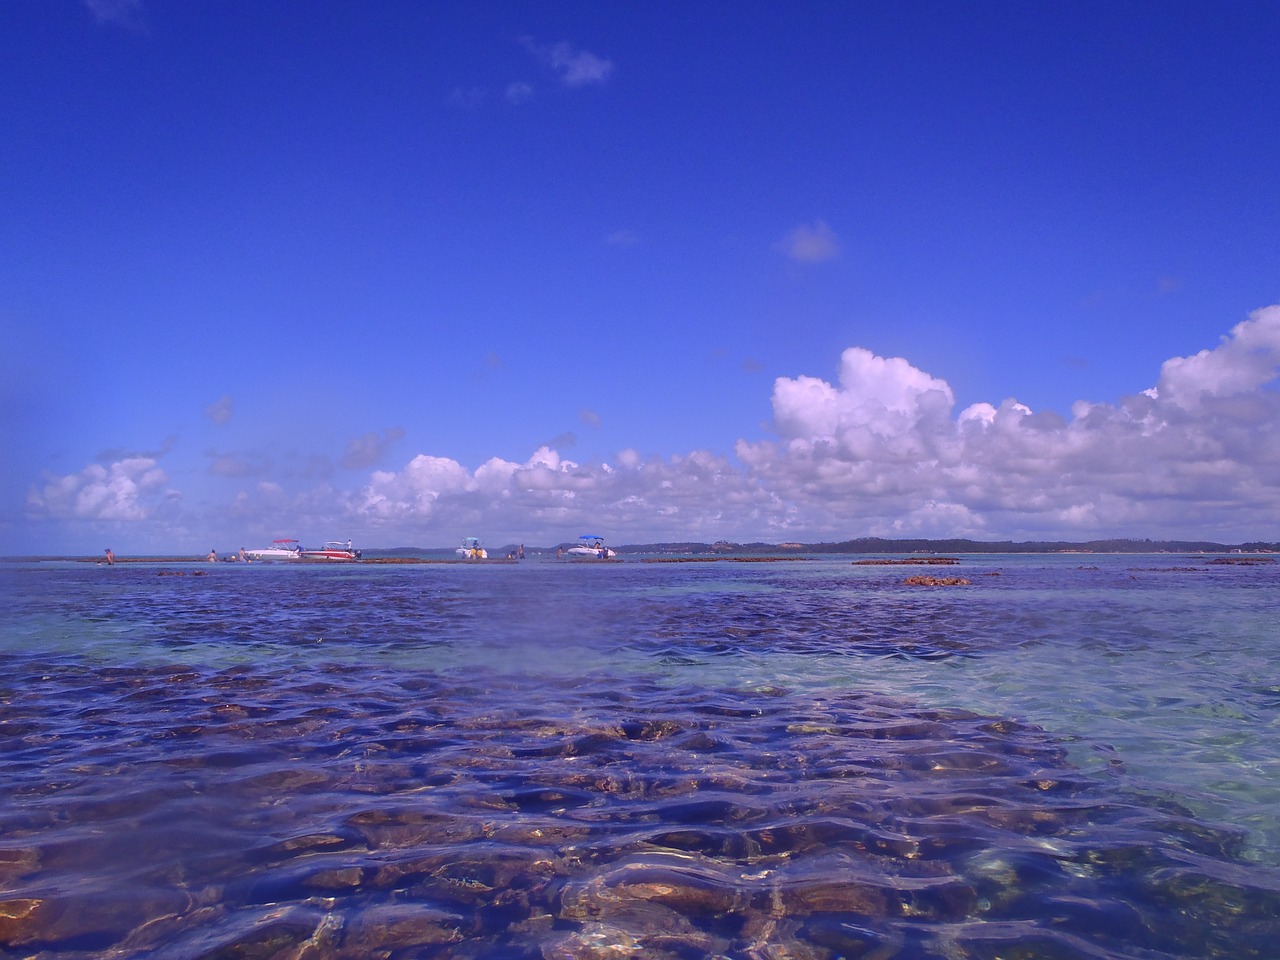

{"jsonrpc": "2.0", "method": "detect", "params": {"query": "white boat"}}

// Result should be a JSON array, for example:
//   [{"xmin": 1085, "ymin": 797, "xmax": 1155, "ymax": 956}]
[
  {"xmin": 456, "ymin": 537, "xmax": 487, "ymax": 559},
  {"xmin": 243, "ymin": 539, "xmax": 302, "ymax": 561},
  {"xmin": 566, "ymin": 535, "xmax": 615, "ymax": 558},
  {"xmin": 300, "ymin": 540, "xmax": 362, "ymax": 561}
]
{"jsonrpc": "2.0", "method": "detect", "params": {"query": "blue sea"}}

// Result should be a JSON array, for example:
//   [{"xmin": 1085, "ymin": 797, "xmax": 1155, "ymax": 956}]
[{"xmin": 2, "ymin": 552, "xmax": 1278, "ymax": 959}]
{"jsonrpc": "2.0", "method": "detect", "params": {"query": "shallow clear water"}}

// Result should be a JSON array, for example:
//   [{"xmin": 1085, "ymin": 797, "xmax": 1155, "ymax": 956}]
[{"xmin": 1, "ymin": 553, "xmax": 1278, "ymax": 958}]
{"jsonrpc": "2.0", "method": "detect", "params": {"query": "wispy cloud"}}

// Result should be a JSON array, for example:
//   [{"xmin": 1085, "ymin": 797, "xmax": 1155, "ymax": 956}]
[
  {"xmin": 340, "ymin": 428, "xmax": 406, "ymax": 471},
  {"xmin": 204, "ymin": 395, "xmax": 234, "ymax": 425},
  {"xmin": 97, "ymin": 436, "xmax": 176, "ymax": 463},
  {"xmin": 83, "ymin": 0, "xmax": 144, "ymax": 28},
  {"xmin": 447, "ymin": 86, "xmax": 486, "ymax": 109},
  {"xmin": 604, "ymin": 228, "xmax": 639, "ymax": 247},
  {"xmin": 505, "ymin": 81, "xmax": 534, "ymax": 105},
  {"xmin": 522, "ymin": 38, "xmax": 614, "ymax": 88},
  {"xmin": 450, "ymin": 40, "xmax": 611, "ymax": 115},
  {"xmin": 206, "ymin": 449, "xmax": 271, "ymax": 479},
  {"xmin": 776, "ymin": 220, "xmax": 840, "ymax": 263}
]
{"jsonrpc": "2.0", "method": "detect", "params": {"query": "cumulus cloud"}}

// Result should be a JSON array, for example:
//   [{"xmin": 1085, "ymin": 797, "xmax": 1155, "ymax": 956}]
[
  {"xmin": 212, "ymin": 304, "xmax": 1280, "ymax": 545},
  {"xmin": 522, "ymin": 38, "xmax": 614, "ymax": 87},
  {"xmin": 340, "ymin": 427, "xmax": 406, "ymax": 470},
  {"xmin": 776, "ymin": 220, "xmax": 840, "ymax": 263},
  {"xmin": 1150, "ymin": 308, "xmax": 1280, "ymax": 408},
  {"xmin": 737, "ymin": 304, "xmax": 1280, "ymax": 540},
  {"xmin": 27, "ymin": 457, "xmax": 169, "ymax": 521},
  {"xmin": 351, "ymin": 445, "xmax": 777, "ymax": 543},
  {"xmin": 30, "ymin": 305, "xmax": 1280, "ymax": 548}
]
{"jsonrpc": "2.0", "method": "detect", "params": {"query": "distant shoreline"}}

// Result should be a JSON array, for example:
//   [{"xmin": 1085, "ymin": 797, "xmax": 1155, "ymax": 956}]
[{"xmin": 15, "ymin": 535, "xmax": 1279, "ymax": 563}]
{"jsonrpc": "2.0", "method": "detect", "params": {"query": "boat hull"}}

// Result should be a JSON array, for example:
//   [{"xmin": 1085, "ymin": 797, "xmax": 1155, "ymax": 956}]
[
  {"xmin": 244, "ymin": 549, "xmax": 301, "ymax": 561},
  {"xmin": 300, "ymin": 542, "xmax": 362, "ymax": 561}
]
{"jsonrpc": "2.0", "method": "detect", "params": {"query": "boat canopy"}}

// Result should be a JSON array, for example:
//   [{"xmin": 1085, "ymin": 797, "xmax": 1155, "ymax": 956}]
[{"xmin": 579, "ymin": 534, "xmax": 603, "ymax": 539}]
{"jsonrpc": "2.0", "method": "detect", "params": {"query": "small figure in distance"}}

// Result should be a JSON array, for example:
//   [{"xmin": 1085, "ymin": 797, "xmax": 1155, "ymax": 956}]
[
  {"xmin": 556, "ymin": 546, "xmax": 563, "ymax": 559},
  {"xmin": 239, "ymin": 547, "xmax": 248, "ymax": 562},
  {"xmin": 104, "ymin": 547, "xmax": 115, "ymax": 565},
  {"xmin": 208, "ymin": 548, "xmax": 218, "ymax": 562}
]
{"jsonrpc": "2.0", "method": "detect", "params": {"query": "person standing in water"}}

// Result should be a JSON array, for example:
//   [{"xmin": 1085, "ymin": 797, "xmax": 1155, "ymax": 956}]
[{"xmin": 104, "ymin": 548, "xmax": 115, "ymax": 565}]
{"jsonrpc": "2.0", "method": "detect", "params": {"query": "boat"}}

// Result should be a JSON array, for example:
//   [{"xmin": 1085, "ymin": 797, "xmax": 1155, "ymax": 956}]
[
  {"xmin": 243, "ymin": 539, "xmax": 302, "ymax": 561},
  {"xmin": 300, "ymin": 540, "xmax": 362, "ymax": 561},
  {"xmin": 456, "ymin": 537, "xmax": 487, "ymax": 559},
  {"xmin": 566, "ymin": 535, "xmax": 615, "ymax": 558}
]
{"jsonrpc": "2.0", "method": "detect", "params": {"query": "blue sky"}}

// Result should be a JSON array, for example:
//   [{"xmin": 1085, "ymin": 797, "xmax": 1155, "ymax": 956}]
[{"xmin": 4, "ymin": 0, "xmax": 1280, "ymax": 554}]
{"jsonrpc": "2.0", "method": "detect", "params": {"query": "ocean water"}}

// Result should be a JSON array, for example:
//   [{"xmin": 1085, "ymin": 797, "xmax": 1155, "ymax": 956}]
[{"xmin": 1, "ymin": 553, "xmax": 1278, "ymax": 959}]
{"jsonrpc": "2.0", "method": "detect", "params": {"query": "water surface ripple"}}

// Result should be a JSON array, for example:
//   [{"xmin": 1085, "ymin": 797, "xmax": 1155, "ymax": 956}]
[{"xmin": 1, "ymin": 556, "xmax": 1278, "ymax": 958}]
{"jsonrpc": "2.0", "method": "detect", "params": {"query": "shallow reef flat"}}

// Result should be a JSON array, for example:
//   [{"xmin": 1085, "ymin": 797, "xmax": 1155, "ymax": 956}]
[{"xmin": 2, "ymin": 662, "xmax": 1279, "ymax": 959}]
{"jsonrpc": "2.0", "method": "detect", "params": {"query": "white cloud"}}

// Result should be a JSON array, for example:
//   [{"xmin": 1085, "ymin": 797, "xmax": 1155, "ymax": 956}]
[
  {"xmin": 776, "ymin": 220, "xmax": 840, "ymax": 263},
  {"xmin": 770, "ymin": 347, "xmax": 954, "ymax": 444},
  {"xmin": 737, "ymin": 304, "xmax": 1280, "ymax": 540},
  {"xmin": 1152, "ymin": 307, "xmax": 1280, "ymax": 409},
  {"xmin": 522, "ymin": 38, "xmax": 614, "ymax": 88},
  {"xmin": 349, "ymin": 445, "xmax": 775, "ymax": 543},
  {"xmin": 27, "ymin": 457, "xmax": 169, "ymax": 521},
  {"xmin": 24, "ymin": 306, "xmax": 1280, "ymax": 549}
]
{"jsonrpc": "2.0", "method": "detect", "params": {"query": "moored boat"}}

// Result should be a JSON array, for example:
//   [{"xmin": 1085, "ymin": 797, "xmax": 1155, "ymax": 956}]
[
  {"xmin": 456, "ymin": 537, "xmax": 487, "ymax": 559},
  {"xmin": 300, "ymin": 540, "xmax": 362, "ymax": 561},
  {"xmin": 243, "ymin": 539, "xmax": 302, "ymax": 561},
  {"xmin": 566, "ymin": 535, "xmax": 615, "ymax": 558}
]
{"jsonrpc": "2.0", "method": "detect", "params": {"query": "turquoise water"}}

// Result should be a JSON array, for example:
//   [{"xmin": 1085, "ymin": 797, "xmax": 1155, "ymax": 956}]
[{"xmin": 1, "ymin": 553, "xmax": 1278, "ymax": 958}]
